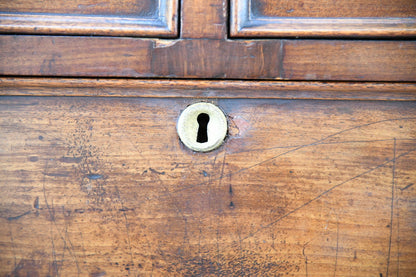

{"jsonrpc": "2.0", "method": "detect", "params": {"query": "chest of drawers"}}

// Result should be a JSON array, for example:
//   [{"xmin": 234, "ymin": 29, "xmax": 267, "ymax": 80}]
[{"xmin": 1, "ymin": 0, "xmax": 415, "ymax": 275}]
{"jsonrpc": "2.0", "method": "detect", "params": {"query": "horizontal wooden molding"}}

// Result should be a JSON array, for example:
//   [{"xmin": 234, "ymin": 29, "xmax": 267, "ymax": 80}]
[
  {"xmin": 230, "ymin": 0, "xmax": 416, "ymax": 38},
  {"xmin": 0, "ymin": 0, "xmax": 178, "ymax": 37},
  {"xmin": 1, "ymin": 78, "xmax": 416, "ymax": 101}
]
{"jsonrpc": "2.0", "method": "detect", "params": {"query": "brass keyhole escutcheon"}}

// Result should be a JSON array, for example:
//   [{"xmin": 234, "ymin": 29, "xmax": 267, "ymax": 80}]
[{"xmin": 177, "ymin": 103, "xmax": 227, "ymax": 152}]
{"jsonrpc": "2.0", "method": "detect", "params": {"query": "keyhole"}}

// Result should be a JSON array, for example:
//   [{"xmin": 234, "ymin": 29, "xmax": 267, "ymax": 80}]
[{"xmin": 197, "ymin": 113, "xmax": 210, "ymax": 143}]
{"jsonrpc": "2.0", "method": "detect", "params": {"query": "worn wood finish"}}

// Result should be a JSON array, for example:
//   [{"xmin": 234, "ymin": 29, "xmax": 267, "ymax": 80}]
[
  {"xmin": 1, "ymin": 35, "xmax": 415, "ymax": 81},
  {"xmin": 1, "ymin": 0, "xmax": 416, "ymax": 274},
  {"xmin": 0, "ymin": 96, "xmax": 415, "ymax": 276},
  {"xmin": 0, "ymin": 35, "xmax": 282, "ymax": 79},
  {"xmin": 0, "ymin": 0, "xmax": 178, "ymax": 37},
  {"xmin": 282, "ymin": 40, "xmax": 416, "ymax": 81},
  {"xmin": 230, "ymin": 0, "xmax": 416, "ymax": 37},
  {"xmin": 181, "ymin": 0, "xmax": 227, "ymax": 38},
  {"xmin": 2, "ymin": 78, "xmax": 416, "ymax": 101},
  {"xmin": 0, "ymin": 0, "xmax": 157, "ymax": 15},
  {"xmin": 251, "ymin": 0, "xmax": 416, "ymax": 18}
]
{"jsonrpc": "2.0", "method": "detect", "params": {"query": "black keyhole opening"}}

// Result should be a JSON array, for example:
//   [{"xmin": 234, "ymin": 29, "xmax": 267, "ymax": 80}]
[{"xmin": 197, "ymin": 113, "xmax": 210, "ymax": 143}]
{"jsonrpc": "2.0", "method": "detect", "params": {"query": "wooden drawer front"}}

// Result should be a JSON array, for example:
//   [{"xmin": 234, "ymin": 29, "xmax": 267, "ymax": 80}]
[
  {"xmin": 0, "ymin": 0, "xmax": 415, "ymax": 81},
  {"xmin": 0, "ymin": 0, "xmax": 178, "ymax": 37},
  {"xmin": 1, "ymin": 36, "xmax": 415, "ymax": 81},
  {"xmin": 231, "ymin": 0, "xmax": 416, "ymax": 37},
  {"xmin": 1, "ymin": 95, "xmax": 415, "ymax": 276}
]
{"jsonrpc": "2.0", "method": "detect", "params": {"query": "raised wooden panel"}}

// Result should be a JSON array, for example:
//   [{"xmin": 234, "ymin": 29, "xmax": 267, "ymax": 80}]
[
  {"xmin": 0, "ymin": 95, "xmax": 415, "ymax": 276},
  {"xmin": 0, "ymin": 0, "xmax": 178, "ymax": 37},
  {"xmin": 230, "ymin": 0, "xmax": 416, "ymax": 37}
]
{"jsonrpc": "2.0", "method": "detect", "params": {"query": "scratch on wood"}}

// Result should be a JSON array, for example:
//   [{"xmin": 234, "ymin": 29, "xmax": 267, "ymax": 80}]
[
  {"xmin": 7, "ymin": 210, "xmax": 31, "ymax": 221},
  {"xmin": 167, "ymin": 117, "xmax": 416, "ymax": 197},
  {"xmin": 397, "ymin": 183, "xmax": 401, "ymax": 276},
  {"xmin": 86, "ymin": 174, "xmax": 103, "ymax": 180},
  {"xmin": 60, "ymin": 224, "xmax": 68, "ymax": 276},
  {"xmin": 114, "ymin": 186, "xmax": 135, "ymax": 273},
  {"xmin": 302, "ymin": 241, "xmax": 311, "ymax": 277},
  {"xmin": 43, "ymin": 161, "xmax": 55, "ymax": 222},
  {"xmin": 43, "ymin": 160, "xmax": 81, "ymax": 275},
  {"xmin": 232, "ymin": 117, "xmax": 416, "ymax": 155},
  {"xmin": 50, "ymin": 227, "xmax": 59, "ymax": 276},
  {"xmin": 334, "ymin": 219, "xmax": 339, "ymax": 277},
  {"xmin": 218, "ymin": 149, "xmax": 227, "ymax": 188},
  {"xmin": 232, "ymin": 138, "xmax": 416, "ymax": 155},
  {"xmin": 62, "ymin": 207, "xmax": 81, "ymax": 276},
  {"xmin": 8, "ymin": 224, "xmax": 17, "ymax": 270},
  {"xmin": 149, "ymin": 167, "xmax": 165, "ymax": 175},
  {"xmin": 216, "ymin": 224, "xmax": 221, "ymax": 276},
  {"xmin": 241, "ymin": 147, "xmax": 416, "ymax": 241},
  {"xmin": 400, "ymin": 183, "xmax": 414, "ymax": 191},
  {"xmin": 386, "ymin": 138, "xmax": 396, "ymax": 277}
]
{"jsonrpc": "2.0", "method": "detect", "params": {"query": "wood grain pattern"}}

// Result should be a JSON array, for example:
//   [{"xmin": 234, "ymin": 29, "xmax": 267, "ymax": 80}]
[
  {"xmin": 0, "ymin": 0, "xmax": 178, "ymax": 37},
  {"xmin": 1, "ymin": 78, "xmax": 416, "ymax": 101},
  {"xmin": 282, "ymin": 40, "xmax": 416, "ymax": 81},
  {"xmin": 0, "ymin": 96, "xmax": 415, "ymax": 276},
  {"xmin": 181, "ymin": 0, "xmax": 227, "ymax": 38},
  {"xmin": 1, "ymin": 35, "xmax": 415, "ymax": 81},
  {"xmin": 0, "ymin": 36, "xmax": 281, "ymax": 79},
  {"xmin": 0, "ymin": 36, "xmax": 153, "ymax": 77},
  {"xmin": 230, "ymin": 0, "xmax": 416, "ymax": 37},
  {"xmin": 252, "ymin": 0, "xmax": 416, "ymax": 18},
  {"xmin": 1, "ymin": 0, "xmax": 415, "ymax": 275},
  {"xmin": 0, "ymin": 0, "xmax": 156, "ymax": 16}
]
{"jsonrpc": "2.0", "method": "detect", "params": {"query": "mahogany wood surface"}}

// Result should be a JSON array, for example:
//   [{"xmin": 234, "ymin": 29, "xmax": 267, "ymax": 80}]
[
  {"xmin": 1, "ymin": 0, "xmax": 416, "ymax": 275},
  {"xmin": 181, "ymin": 0, "xmax": 227, "ymax": 38},
  {"xmin": 1, "ymin": 78, "xmax": 416, "ymax": 101},
  {"xmin": 230, "ymin": 0, "xmax": 416, "ymax": 37},
  {"xmin": 0, "ymin": 0, "xmax": 178, "ymax": 37},
  {"xmin": 251, "ymin": 0, "xmax": 416, "ymax": 18},
  {"xmin": 0, "ymin": 0, "xmax": 156, "ymax": 15},
  {"xmin": 1, "ymin": 36, "xmax": 415, "ymax": 81},
  {"xmin": 0, "ymin": 96, "xmax": 415, "ymax": 276}
]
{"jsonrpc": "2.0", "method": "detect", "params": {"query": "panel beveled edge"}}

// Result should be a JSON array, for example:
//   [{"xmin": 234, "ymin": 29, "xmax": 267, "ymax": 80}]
[
  {"xmin": 0, "ymin": 0, "xmax": 178, "ymax": 37},
  {"xmin": 230, "ymin": 0, "xmax": 416, "ymax": 38}
]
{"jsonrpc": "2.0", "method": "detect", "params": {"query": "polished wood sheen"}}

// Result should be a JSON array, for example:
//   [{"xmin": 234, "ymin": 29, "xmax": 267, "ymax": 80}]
[
  {"xmin": 1, "ymin": 0, "xmax": 415, "ymax": 275},
  {"xmin": 1, "ymin": 78, "xmax": 416, "ymax": 101},
  {"xmin": 181, "ymin": 0, "xmax": 228, "ymax": 38},
  {"xmin": 1, "ymin": 36, "xmax": 415, "ymax": 81},
  {"xmin": 0, "ymin": 0, "xmax": 156, "ymax": 15},
  {"xmin": 0, "ymin": 96, "xmax": 415, "ymax": 276},
  {"xmin": 252, "ymin": 0, "xmax": 416, "ymax": 17},
  {"xmin": 0, "ymin": 0, "xmax": 178, "ymax": 37},
  {"xmin": 230, "ymin": 0, "xmax": 416, "ymax": 37}
]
